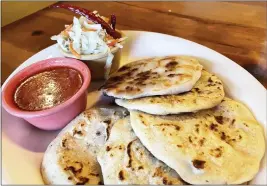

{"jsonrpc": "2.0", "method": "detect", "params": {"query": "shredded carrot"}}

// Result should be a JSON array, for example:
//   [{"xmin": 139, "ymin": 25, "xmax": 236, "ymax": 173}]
[
  {"xmin": 60, "ymin": 24, "xmax": 73, "ymax": 37},
  {"xmin": 107, "ymin": 40, "xmax": 117, "ymax": 47},
  {"xmin": 69, "ymin": 43, "xmax": 81, "ymax": 58},
  {"xmin": 65, "ymin": 24, "xmax": 73, "ymax": 31},
  {"xmin": 82, "ymin": 27, "xmax": 97, "ymax": 32},
  {"xmin": 60, "ymin": 31, "xmax": 69, "ymax": 37},
  {"xmin": 87, "ymin": 20, "xmax": 94, "ymax": 24}
]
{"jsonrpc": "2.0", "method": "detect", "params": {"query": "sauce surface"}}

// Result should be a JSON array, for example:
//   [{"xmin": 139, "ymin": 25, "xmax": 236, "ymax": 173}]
[{"xmin": 14, "ymin": 67, "xmax": 83, "ymax": 111}]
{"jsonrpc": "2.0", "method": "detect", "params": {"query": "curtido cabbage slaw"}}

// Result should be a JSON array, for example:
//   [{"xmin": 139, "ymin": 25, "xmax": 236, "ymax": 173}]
[{"xmin": 51, "ymin": 12, "xmax": 126, "ymax": 58}]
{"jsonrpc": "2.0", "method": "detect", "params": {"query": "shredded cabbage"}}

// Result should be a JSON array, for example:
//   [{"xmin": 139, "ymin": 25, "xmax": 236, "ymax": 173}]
[{"xmin": 51, "ymin": 16, "xmax": 117, "ymax": 56}]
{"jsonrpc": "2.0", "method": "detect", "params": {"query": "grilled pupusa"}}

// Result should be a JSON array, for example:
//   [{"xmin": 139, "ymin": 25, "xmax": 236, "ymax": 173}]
[
  {"xmin": 116, "ymin": 70, "xmax": 225, "ymax": 115},
  {"xmin": 130, "ymin": 98, "xmax": 265, "ymax": 184},
  {"xmin": 102, "ymin": 56, "xmax": 203, "ymax": 99},
  {"xmin": 97, "ymin": 116, "xmax": 185, "ymax": 185}
]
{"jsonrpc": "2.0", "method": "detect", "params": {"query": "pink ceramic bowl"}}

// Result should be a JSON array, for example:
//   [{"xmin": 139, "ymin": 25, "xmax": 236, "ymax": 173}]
[{"xmin": 2, "ymin": 57, "xmax": 91, "ymax": 130}]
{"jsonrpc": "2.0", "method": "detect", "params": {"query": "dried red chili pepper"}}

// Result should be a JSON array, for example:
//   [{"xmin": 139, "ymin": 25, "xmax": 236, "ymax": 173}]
[
  {"xmin": 50, "ymin": 3, "xmax": 121, "ymax": 39},
  {"xmin": 110, "ymin": 14, "xmax": 116, "ymax": 30}
]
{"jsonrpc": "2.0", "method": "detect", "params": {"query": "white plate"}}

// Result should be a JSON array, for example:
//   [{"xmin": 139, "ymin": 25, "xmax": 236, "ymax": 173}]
[{"xmin": 2, "ymin": 31, "xmax": 266, "ymax": 184}]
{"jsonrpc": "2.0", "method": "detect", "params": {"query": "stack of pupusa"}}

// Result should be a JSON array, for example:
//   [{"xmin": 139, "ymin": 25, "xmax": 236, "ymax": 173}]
[{"xmin": 101, "ymin": 56, "xmax": 265, "ymax": 184}]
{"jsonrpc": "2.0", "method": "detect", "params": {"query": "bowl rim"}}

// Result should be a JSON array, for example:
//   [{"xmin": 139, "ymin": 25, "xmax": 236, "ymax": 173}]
[{"xmin": 2, "ymin": 57, "xmax": 91, "ymax": 118}]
